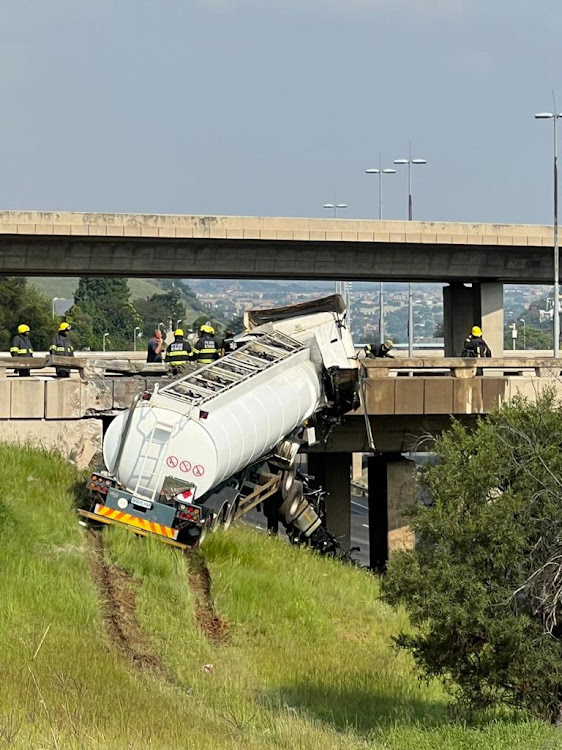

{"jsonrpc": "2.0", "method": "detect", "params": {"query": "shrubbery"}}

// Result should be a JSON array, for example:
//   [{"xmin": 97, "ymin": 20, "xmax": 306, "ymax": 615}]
[{"xmin": 384, "ymin": 389, "xmax": 562, "ymax": 721}]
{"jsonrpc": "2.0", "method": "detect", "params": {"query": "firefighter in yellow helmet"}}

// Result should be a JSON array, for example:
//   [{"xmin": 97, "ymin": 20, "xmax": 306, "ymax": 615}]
[
  {"xmin": 462, "ymin": 325, "xmax": 491, "ymax": 359},
  {"xmin": 165, "ymin": 328, "xmax": 192, "ymax": 375},
  {"xmin": 10, "ymin": 323, "xmax": 33, "ymax": 377},
  {"xmin": 50, "ymin": 322, "xmax": 74, "ymax": 378},
  {"xmin": 193, "ymin": 323, "xmax": 220, "ymax": 365}
]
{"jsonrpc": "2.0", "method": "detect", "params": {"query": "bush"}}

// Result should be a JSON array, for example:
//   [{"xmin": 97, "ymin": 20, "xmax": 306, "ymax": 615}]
[{"xmin": 383, "ymin": 389, "xmax": 562, "ymax": 721}]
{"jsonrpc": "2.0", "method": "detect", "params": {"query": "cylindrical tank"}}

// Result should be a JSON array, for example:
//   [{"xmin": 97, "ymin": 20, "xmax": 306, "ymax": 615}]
[{"xmin": 103, "ymin": 358, "xmax": 322, "ymax": 500}]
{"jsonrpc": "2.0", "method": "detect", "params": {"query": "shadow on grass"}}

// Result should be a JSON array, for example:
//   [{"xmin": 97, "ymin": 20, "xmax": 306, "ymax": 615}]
[
  {"xmin": 264, "ymin": 681, "xmax": 533, "ymax": 736},
  {"xmin": 264, "ymin": 681, "xmax": 450, "ymax": 734}
]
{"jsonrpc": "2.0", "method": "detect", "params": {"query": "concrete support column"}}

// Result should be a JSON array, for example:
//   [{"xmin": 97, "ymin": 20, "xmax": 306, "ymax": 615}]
[
  {"xmin": 443, "ymin": 282, "xmax": 504, "ymax": 357},
  {"xmin": 477, "ymin": 282, "xmax": 504, "ymax": 358},
  {"xmin": 307, "ymin": 452, "xmax": 351, "ymax": 550},
  {"xmin": 443, "ymin": 283, "xmax": 475, "ymax": 357},
  {"xmin": 352, "ymin": 453, "xmax": 363, "ymax": 481},
  {"xmin": 367, "ymin": 453, "xmax": 416, "ymax": 572}
]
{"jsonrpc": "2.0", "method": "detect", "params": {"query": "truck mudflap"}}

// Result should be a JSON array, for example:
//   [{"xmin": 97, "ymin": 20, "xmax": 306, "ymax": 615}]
[{"xmin": 78, "ymin": 504, "xmax": 186, "ymax": 549}]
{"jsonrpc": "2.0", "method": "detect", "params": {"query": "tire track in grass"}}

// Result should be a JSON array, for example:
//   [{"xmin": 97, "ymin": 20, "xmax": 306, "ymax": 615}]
[
  {"xmin": 87, "ymin": 530, "xmax": 168, "ymax": 674},
  {"xmin": 185, "ymin": 551, "xmax": 229, "ymax": 645}
]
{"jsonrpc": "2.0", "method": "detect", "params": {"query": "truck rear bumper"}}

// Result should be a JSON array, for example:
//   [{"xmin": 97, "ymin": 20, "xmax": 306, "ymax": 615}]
[{"xmin": 79, "ymin": 504, "xmax": 186, "ymax": 550}]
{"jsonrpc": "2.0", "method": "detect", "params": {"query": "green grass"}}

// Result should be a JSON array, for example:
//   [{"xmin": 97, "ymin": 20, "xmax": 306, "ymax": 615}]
[
  {"xmin": 30, "ymin": 277, "xmax": 166, "ymax": 301},
  {"xmin": 1, "ymin": 444, "xmax": 561, "ymax": 749}
]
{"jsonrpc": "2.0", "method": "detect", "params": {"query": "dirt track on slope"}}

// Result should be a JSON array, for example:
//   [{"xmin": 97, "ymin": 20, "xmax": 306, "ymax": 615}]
[
  {"xmin": 87, "ymin": 530, "xmax": 167, "ymax": 673},
  {"xmin": 186, "ymin": 552, "xmax": 229, "ymax": 645}
]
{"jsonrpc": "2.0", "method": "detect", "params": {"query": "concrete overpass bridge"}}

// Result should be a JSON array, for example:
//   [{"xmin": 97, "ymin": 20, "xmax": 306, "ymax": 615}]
[
  {"xmin": 1, "ymin": 355, "xmax": 559, "ymax": 569},
  {"xmin": 0, "ymin": 209, "xmax": 557, "ymax": 358}
]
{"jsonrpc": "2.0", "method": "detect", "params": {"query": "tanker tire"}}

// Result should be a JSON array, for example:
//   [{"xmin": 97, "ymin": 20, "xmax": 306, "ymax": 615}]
[
  {"xmin": 222, "ymin": 497, "xmax": 239, "ymax": 532},
  {"xmin": 280, "ymin": 480, "xmax": 303, "ymax": 524},
  {"xmin": 281, "ymin": 465, "xmax": 296, "ymax": 500}
]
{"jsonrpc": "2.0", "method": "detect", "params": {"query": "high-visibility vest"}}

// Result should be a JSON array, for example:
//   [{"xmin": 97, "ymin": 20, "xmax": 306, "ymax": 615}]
[
  {"xmin": 50, "ymin": 334, "xmax": 74, "ymax": 356},
  {"xmin": 166, "ymin": 338, "xmax": 192, "ymax": 366},
  {"xmin": 193, "ymin": 335, "xmax": 219, "ymax": 364},
  {"xmin": 10, "ymin": 334, "xmax": 33, "ymax": 357}
]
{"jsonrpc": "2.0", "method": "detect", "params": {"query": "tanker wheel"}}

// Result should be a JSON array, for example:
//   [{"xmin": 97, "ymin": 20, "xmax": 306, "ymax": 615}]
[
  {"xmin": 196, "ymin": 516, "xmax": 212, "ymax": 547},
  {"xmin": 279, "ymin": 480, "xmax": 303, "ymax": 524},
  {"xmin": 222, "ymin": 497, "xmax": 239, "ymax": 532}
]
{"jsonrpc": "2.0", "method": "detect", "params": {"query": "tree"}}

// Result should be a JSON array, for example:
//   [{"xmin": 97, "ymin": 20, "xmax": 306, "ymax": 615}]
[
  {"xmin": 69, "ymin": 278, "xmax": 140, "ymax": 350},
  {"xmin": 133, "ymin": 290, "xmax": 186, "ymax": 340},
  {"xmin": 383, "ymin": 390, "xmax": 562, "ymax": 721},
  {"xmin": 0, "ymin": 277, "xmax": 53, "ymax": 350}
]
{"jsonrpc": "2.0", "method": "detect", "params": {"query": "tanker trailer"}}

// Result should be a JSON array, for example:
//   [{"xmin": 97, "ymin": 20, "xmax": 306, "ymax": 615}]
[{"xmin": 80, "ymin": 295, "xmax": 359, "ymax": 549}]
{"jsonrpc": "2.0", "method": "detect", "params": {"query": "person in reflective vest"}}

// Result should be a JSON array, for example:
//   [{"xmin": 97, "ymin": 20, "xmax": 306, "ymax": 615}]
[
  {"xmin": 166, "ymin": 328, "xmax": 192, "ymax": 375},
  {"xmin": 193, "ymin": 324, "xmax": 219, "ymax": 365},
  {"xmin": 50, "ymin": 322, "xmax": 74, "ymax": 378},
  {"xmin": 10, "ymin": 323, "xmax": 33, "ymax": 377}
]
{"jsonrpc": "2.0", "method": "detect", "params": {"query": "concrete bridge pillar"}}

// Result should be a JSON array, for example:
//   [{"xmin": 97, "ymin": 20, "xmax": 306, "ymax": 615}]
[
  {"xmin": 367, "ymin": 453, "xmax": 416, "ymax": 572},
  {"xmin": 307, "ymin": 453, "xmax": 351, "ymax": 550},
  {"xmin": 443, "ymin": 282, "xmax": 503, "ymax": 357}
]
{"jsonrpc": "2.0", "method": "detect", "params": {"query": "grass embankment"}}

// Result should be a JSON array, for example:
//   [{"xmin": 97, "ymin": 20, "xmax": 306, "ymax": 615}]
[{"xmin": 0, "ymin": 444, "xmax": 560, "ymax": 749}]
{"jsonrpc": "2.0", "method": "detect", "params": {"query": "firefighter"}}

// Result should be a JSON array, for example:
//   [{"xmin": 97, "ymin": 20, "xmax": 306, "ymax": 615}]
[
  {"xmin": 166, "ymin": 328, "xmax": 192, "ymax": 375},
  {"xmin": 364, "ymin": 339, "xmax": 394, "ymax": 358},
  {"xmin": 50, "ymin": 322, "xmax": 74, "ymax": 378},
  {"xmin": 220, "ymin": 327, "xmax": 238, "ymax": 356},
  {"xmin": 461, "ymin": 326, "xmax": 491, "ymax": 358},
  {"xmin": 10, "ymin": 323, "xmax": 33, "ymax": 377},
  {"xmin": 193, "ymin": 323, "xmax": 220, "ymax": 365}
]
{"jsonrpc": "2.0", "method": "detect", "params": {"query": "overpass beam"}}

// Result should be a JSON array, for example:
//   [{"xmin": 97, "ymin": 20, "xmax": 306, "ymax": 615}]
[
  {"xmin": 443, "ymin": 282, "xmax": 504, "ymax": 357},
  {"xmin": 307, "ymin": 453, "xmax": 351, "ymax": 550}
]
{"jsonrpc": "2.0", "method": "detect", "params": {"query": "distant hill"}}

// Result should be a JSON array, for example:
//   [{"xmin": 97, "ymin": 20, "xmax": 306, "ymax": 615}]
[{"xmin": 30, "ymin": 277, "xmax": 166, "ymax": 301}]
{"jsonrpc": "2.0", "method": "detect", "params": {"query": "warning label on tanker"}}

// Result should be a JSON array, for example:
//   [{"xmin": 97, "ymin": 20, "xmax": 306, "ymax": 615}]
[
  {"xmin": 193, "ymin": 464, "xmax": 205, "ymax": 477},
  {"xmin": 166, "ymin": 456, "xmax": 178, "ymax": 468},
  {"xmin": 179, "ymin": 460, "xmax": 192, "ymax": 474}
]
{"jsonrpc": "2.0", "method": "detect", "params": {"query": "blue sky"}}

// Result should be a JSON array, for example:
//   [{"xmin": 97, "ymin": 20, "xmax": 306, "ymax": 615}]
[{"xmin": 0, "ymin": 0, "xmax": 561, "ymax": 224}]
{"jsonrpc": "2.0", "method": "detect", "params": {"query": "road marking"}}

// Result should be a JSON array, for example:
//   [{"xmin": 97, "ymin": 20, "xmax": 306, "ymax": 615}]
[
  {"xmin": 362, "ymin": 524, "xmax": 369, "ymax": 528},
  {"xmin": 351, "ymin": 500, "xmax": 368, "ymax": 510}
]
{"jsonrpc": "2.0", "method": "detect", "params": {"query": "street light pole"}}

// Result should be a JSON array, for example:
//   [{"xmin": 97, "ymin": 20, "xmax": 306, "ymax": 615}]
[
  {"xmin": 133, "ymin": 326, "xmax": 141, "ymax": 352},
  {"xmin": 324, "ymin": 201, "xmax": 350, "ymax": 319},
  {"xmin": 394, "ymin": 146, "xmax": 427, "ymax": 357},
  {"xmin": 536, "ymin": 108, "xmax": 562, "ymax": 357},
  {"xmin": 520, "ymin": 319, "xmax": 526, "ymax": 350},
  {"xmin": 366, "ymin": 157, "xmax": 396, "ymax": 344},
  {"xmin": 102, "ymin": 332, "xmax": 109, "ymax": 352}
]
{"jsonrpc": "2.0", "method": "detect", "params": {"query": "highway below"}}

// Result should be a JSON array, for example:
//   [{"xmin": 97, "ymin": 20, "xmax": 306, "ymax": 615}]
[{"xmin": 243, "ymin": 491, "xmax": 370, "ymax": 568}]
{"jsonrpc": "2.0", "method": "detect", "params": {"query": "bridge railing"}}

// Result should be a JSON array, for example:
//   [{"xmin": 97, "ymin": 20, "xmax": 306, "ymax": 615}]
[
  {"xmin": 0, "ymin": 355, "xmax": 169, "ymax": 378},
  {"xmin": 362, "ymin": 357, "xmax": 562, "ymax": 379}
]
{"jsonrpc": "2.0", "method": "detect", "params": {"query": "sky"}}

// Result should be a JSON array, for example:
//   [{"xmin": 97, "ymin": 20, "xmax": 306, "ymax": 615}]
[{"xmin": 1, "ymin": 0, "xmax": 561, "ymax": 225}]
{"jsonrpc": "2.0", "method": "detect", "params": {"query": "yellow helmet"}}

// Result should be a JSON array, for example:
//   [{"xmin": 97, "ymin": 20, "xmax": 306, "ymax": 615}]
[
  {"xmin": 200, "ymin": 324, "xmax": 214, "ymax": 334},
  {"xmin": 471, "ymin": 326, "xmax": 482, "ymax": 337},
  {"xmin": 384, "ymin": 339, "xmax": 394, "ymax": 349},
  {"xmin": 58, "ymin": 322, "xmax": 71, "ymax": 332},
  {"xmin": 174, "ymin": 328, "xmax": 184, "ymax": 337},
  {"xmin": 17, "ymin": 324, "xmax": 30, "ymax": 334}
]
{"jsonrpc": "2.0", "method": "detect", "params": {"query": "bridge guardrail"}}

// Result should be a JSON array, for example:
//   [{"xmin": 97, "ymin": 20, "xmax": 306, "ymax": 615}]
[{"xmin": 362, "ymin": 357, "xmax": 562, "ymax": 379}]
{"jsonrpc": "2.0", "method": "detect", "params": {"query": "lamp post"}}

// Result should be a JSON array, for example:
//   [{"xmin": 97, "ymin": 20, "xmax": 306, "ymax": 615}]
[
  {"xmin": 394, "ymin": 146, "xmax": 427, "ymax": 357},
  {"xmin": 520, "ymin": 319, "xmax": 526, "ymax": 350},
  {"xmin": 52, "ymin": 297, "xmax": 62, "ymax": 319},
  {"xmin": 102, "ymin": 332, "xmax": 109, "ymax": 352},
  {"xmin": 366, "ymin": 156, "xmax": 396, "ymax": 344},
  {"xmin": 323, "ymin": 202, "xmax": 348, "ymax": 218},
  {"xmin": 535, "ymin": 109, "xmax": 562, "ymax": 357},
  {"xmin": 133, "ymin": 326, "xmax": 141, "ymax": 352}
]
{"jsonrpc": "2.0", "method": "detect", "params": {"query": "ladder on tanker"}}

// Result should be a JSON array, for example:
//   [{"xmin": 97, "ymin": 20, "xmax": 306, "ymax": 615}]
[{"xmin": 157, "ymin": 330, "xmax": 305, "ymax": 406}]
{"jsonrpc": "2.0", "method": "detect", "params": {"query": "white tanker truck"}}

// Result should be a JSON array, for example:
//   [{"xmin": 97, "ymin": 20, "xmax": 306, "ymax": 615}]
[{"xmin": 80, "ymin": 296, "xmax": 360, "ymax": 552}]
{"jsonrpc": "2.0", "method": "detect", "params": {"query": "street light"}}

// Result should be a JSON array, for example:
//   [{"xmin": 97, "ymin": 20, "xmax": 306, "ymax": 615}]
[
  {"xmin": 52, "ymin": 297, "xmax": 62, "ymax": 319},
  {"xmin": 323, "ymin": 202, "xmax": 348, "ymax": 218},
  {"xmin": 366, "ymin": 155, "xmax": 396, "ymax": 344},
  {"xmin": 102, "ymin": 332, "xmax": 109, "ymax": 352},
  {"xmin": 520, "ymin": 319, "xmax": 526, "ymax": 350},
  {"xmin": 133, "ymin": 326, "xmax": 141, "ymax": 352},
  {"xmin": 535, "ymin": 108, "xmax": 562, "ymax": 357},
  {"xmin": 394, "ymin": 145, "xmax": 427, "ymax": 357}
]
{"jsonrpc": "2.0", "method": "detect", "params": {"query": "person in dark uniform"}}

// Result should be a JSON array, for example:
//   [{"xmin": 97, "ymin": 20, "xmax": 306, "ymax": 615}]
[
  {"xmin": 461, "ymin": 326, "xmax": 491, "ymax": 358},
  {"xmin": 364, "ymin": 339, "xmax": 394, "ymax": 359},
  {"xmin": 462, "ymin": 325, "xmax": 491, "ymax": 376},
  {"xmin": 50, "ymin": 322, "xmax": 74, "ymax": 378},
  {"xmin": 10, "ymin": 323, "xmax": 33, "ymax": 377},
  {"xmin": 220, "ymin": 327, "xmax": 239, "ymax": 356},
  {"xmin": 165, "ymin": 328, "xmax": 192, "ymax": 375},
  {"xmin": 193, "ymin": 324, "xmax": 220, "ymax": 365}
]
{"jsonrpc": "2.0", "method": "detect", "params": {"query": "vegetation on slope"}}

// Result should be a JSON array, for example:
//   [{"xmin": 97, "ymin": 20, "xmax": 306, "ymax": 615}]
[{"xmin": 0, "ymin": 444, "xmax": 559, "ymax": 749}]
